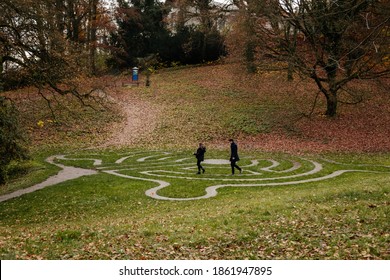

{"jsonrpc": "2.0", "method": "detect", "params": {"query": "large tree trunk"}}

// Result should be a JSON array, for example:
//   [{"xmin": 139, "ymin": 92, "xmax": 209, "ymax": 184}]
[
  {"xmin": 286, "ymin": 22, "xmax": 297, "ymax": 81},
  {"xmin": 89, "ymin": 0, "xmax": 98, "ymax": 75},
  {"xmin": 325, "ymin": 55, "xmax": 339, "ymax": 117},
  {"xmin": 325, "ymin": 91, "xmax": 338, "ymax": 117},
  {"xmin": 0, "ymin": 56, "xmax": 3, "ymax": 92}
]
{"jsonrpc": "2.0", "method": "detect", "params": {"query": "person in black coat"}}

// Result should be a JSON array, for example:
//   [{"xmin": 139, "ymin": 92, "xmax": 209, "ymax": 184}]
[
  {"xmin": 229, "ymin": 139, "xmax": 242, "ymax": 175},
  {"xmin": 194, "ymin": 143, "xmax": 206, "ymax": 174}
]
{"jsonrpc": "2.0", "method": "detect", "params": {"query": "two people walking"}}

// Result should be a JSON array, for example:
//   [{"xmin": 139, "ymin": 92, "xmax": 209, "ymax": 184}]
[{"xmin": 194, "ymin": 139, "xmax": 242, "ymax": 175}]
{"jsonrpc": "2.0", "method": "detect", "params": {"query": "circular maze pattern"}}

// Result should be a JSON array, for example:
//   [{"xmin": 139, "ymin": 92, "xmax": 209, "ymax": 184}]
[
  {"xmin": 2, "ymin": 151, "xmax": 389, "ymax": 203},
  {"xmin": 48, "ymin": 151, "xmax": 390, "ymax": 201}
]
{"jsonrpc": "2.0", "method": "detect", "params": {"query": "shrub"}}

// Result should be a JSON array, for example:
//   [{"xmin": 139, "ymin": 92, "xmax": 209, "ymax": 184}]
[{"xmin": 0, "ymin": 96, "xmax": 29, "ymax": 184}]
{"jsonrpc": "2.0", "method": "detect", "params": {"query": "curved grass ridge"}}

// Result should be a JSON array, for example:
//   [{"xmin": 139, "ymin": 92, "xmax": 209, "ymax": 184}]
[{"xmin": 1, "ymin": 151, "xmax": 389, "ymax": 202}]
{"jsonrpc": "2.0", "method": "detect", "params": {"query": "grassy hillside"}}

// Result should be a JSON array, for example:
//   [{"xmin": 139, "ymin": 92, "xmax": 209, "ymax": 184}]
[
  {"xmin": 5, "ymin": 62, "xmax": 390, "ymax": 152},
  {"xmin": 0, "ymin": 149, "xmax": 389, "ymax": 259},
  {"xmin": 0, "ymin": 63, "xmax": 389, "ymax": 260}
]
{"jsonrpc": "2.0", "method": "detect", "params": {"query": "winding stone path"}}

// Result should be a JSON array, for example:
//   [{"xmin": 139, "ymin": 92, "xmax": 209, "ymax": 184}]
[
  {"xmin": 1, "ymin": 152, "xmax": 389, "ymax": 202},
  {"xmin": 0, "ymin": 156, "xmax": 97, "ymax": 203}
]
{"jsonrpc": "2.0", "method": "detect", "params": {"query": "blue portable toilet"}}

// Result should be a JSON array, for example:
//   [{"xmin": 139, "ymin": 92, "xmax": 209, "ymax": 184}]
[{"xmin": 132, "ymin": 67, "xmax": 139, "ymax": 81}]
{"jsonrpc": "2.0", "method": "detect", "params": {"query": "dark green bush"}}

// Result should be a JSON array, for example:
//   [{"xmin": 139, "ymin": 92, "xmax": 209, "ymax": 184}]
[{"xmin": 0, "ymin": 96, "xmax": 29, "ymax": 184}]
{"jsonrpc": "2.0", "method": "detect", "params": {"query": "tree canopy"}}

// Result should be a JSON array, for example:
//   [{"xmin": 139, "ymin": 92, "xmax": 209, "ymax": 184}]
[
  {"xmin": 0, "ymin": 0, "xmax": 114, "ymax": 90},
  {"xmin": 108, "ymin": 0, "xmax": 227, "ymax": 69}
]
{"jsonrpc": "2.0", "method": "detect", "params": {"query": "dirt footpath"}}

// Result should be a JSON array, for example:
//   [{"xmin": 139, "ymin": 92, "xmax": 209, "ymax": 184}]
[{"xmin": 104, "ymin": 88, "xmax": 162, "ymax": 147}]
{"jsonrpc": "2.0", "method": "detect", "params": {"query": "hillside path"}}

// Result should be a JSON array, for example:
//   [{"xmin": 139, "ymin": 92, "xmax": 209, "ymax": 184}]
[{"xmin": 104, "ymin": 89, "xmax": 161, "ymax": 147}]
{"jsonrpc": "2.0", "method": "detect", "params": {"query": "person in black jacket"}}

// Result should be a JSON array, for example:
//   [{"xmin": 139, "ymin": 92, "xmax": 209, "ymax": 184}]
[
  {"xmin": 229, "ymin": 139, "xmax": 242, "ymax": 175},
  {"xmin": 194, "ymin": 143, "xmax": 206, "ymax": 174}
]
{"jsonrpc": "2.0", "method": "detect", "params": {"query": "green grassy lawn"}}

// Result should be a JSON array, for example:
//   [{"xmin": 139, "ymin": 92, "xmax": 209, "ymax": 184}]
[
  {"xmin": 136, "ymin": 66, "xmax": 303, "ymax": 146},
  {"xmin": 0, "ymin": 149, "xmax": 389, "ymax": 259},
  {"xmin": 1, "ymin": 64, "xmax": 389, "ymax": 260}
]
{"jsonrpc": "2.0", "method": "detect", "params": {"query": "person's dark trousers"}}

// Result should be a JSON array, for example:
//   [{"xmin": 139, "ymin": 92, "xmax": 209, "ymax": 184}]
[
  {"xmin": 231, "ymin": 159, "xmax": 241, "ymax": 174},
  {"xmin": 197, "ymin": 160, "xmax": 205, "ymax": 173}
]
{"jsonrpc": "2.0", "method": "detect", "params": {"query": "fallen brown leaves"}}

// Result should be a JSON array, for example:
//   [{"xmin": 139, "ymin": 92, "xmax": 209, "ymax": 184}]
[{"xmin": 196, "ymin": 64, "xmax": 390, "ymax": 153}]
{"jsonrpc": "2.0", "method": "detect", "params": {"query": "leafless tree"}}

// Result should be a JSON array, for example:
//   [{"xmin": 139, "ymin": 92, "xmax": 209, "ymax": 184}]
[{"xmin": 234, "ymin": 0, "xmax": 390, "ymax": 116}]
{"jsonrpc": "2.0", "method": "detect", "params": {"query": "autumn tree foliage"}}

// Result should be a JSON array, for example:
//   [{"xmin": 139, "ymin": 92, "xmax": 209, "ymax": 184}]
[
  {"xmin": 0, "ymin": 0, "xmax": 114, "ymax": 181},
  {"xmin": 0, "ymin": 0, "xmax": 113, "ymax": 90},
  {"xmin": 233, "ymin": 0, "xmax": 390, "ymax": 116}
]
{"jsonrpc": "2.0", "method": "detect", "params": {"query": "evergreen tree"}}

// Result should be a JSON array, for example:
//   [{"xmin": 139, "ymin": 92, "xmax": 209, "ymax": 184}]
[{"xmin": 109, "ymin": 0, "xmax": 171, "ymax": 68}]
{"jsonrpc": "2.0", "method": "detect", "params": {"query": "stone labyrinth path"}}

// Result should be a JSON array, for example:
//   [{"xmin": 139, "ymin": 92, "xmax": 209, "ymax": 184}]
[{"xmin": 1, "ymin": 151, "xmax": 389, "ymax": 202}]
